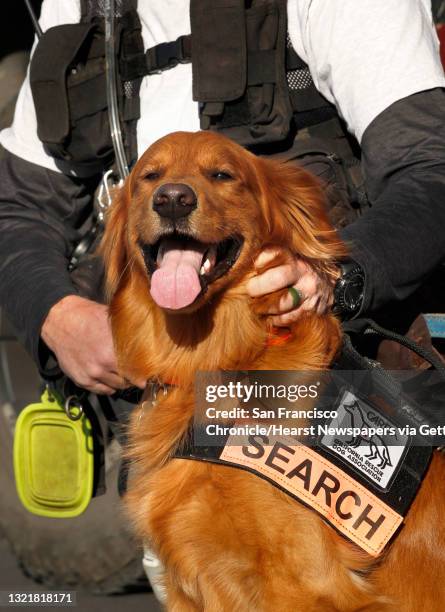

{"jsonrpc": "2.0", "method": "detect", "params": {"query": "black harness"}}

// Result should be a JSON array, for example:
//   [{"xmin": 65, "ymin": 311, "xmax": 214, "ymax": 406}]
[
  {"xmin": 173, "ymin": 321, "xmax": 445, "ymax": 555},
  {"xmin": 119, "ymin": 0, "xmax": 337, "ymax": 149}
]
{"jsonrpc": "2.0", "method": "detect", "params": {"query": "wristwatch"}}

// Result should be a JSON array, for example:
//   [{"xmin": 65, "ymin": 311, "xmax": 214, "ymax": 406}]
[{"xmin": 333, "ymin": 261, "xmax": 365, "ymax": 319}]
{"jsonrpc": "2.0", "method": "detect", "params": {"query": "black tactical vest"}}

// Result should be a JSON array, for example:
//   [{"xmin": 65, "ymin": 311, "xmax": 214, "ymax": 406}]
[{"xmin": 29, "ymin": 0, "xmax": 366, "ymax": 224}]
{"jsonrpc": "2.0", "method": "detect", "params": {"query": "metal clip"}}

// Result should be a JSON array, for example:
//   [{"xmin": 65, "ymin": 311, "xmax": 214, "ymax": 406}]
[
  {"xmin": 137, "ymin": 380, "xmax": 169, "ymax": 424},
  {"xmin": 148, "ymin": 380, "xmax": 169, "ymax": 406},
  {"xmin": 96, "ymin": 169, "xmax": 123, "ymax": 224},
  {"xmin": 64, "ymin": 395, "xmax": 84, "ymax": 421}
]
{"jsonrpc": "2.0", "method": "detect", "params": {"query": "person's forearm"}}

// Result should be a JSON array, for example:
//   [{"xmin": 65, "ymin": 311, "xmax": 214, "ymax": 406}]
[
  {"xmin": 0, "ymin": 216, "xmax": 78, "ymax": 363},
  {"xmin": 340, "ymin": 169, "xmax": 445, "ymax": 313},
  {"xmin": 0, "ymin": 151, "xmax": 98, "ymax": 365},
  {"xmin": 340, "ymin": 89, "xmax": 445, "ymax": 313}
]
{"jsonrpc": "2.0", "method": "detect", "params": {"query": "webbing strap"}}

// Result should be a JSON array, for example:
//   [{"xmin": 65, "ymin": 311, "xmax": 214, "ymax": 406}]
[
  {"xmin": 285, "ymin": 45, "xmax": 306, "ymax": 70},
  {"xmin": 343, "ymin": 318, "xmax": 445, "ymax": 379},
  {"xmin": 118, "ymin": 27, "xmax": 335, "ymax": 127},
  {"xmin": 120, "ymin": 38, "xmax": 277, "ymax": 86},
  {"xmin": 120, "ymin": 35, "xmax": 192, "ymax": 80}
]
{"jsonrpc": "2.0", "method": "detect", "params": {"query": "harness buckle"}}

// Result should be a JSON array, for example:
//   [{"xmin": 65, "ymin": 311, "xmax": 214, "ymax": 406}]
[{"xmin": 146, "ymin": 36, "xmax": 190, "ymax": 75}]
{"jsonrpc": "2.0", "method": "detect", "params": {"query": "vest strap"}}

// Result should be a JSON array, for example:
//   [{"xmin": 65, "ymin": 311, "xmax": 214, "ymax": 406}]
[{"xmin": 120, "ymin": 35, "xmax": 192, "ymax": 80}]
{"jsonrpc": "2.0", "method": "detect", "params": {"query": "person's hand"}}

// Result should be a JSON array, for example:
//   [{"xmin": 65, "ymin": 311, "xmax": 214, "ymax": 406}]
[
  {"xmin": 247, "ymin": 248, "xmax": 338, "ymax": 326},
  {"xmin": 41, "ymin": 295, "xmax": 146, "ymax": 395}
]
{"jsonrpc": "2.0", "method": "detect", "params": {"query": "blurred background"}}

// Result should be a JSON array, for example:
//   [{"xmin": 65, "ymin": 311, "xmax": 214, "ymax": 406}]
[{"xmin": 0, "ymin": 0, "xmax": 39, "ymax": 133}]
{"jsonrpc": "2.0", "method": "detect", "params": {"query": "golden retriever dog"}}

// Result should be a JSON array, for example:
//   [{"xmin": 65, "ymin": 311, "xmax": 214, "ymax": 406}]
[{"xmin": 101, "ymin": 131, "xmax": 445, "ymax": 611}]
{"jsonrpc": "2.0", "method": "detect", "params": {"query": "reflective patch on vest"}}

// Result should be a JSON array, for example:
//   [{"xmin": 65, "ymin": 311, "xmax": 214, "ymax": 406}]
[
  {"xmin": 320, "ymin": 390, "xmax": 410, "ymax": 490},
  {"xmin": 220, "ymin": 433, "xmax": 403, "ymax": 557}
]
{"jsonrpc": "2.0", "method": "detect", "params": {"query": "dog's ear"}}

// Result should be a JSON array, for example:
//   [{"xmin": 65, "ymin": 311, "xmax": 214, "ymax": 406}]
[
  {"xmin": 99, "ymin": 180, "xmax": 131, "ymax": 300},
  {"xmin": 255, "ymin": 157, "xmax": 348, "ymax": 274}
]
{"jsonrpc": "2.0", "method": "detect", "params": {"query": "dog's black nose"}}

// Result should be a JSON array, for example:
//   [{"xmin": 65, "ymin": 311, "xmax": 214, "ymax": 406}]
[{"xmin": 152, "ymin": 183, "xmax": 197, "ymax": 219}]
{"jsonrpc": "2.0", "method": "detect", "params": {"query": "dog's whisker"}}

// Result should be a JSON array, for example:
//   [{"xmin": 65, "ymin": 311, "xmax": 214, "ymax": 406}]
[{"xmin": 114, "ymin": 253, "xmax": 136, "ymax": 288}]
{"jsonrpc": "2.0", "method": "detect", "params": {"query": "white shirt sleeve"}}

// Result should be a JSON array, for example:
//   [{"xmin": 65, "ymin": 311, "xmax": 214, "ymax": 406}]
[
  {"xmin": 0, "ymin": 1, "xmax": 80, "ymax": 172},
  {"xmin": 287, "ymin": 0, "xmax": 445, "ymax": 143}
]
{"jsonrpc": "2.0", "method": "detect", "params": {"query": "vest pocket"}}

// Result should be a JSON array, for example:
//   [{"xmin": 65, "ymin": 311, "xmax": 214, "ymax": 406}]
[
  {"xmin": 30, "ymin": 22, "xmax": 114, "ymax": 175},
  {"xmin": 192, "ymin": 0, "xmax": 293, "ymax": 147}
]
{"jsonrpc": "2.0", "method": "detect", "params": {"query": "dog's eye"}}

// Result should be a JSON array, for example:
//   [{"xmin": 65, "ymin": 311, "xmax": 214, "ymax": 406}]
[
  {"xmin": 144, "ymin": 171, "xmax": 160, "ymax": 181},
  {"xmin": 210, "ymin": 171, "xmax": 234, "ymax": 181}
]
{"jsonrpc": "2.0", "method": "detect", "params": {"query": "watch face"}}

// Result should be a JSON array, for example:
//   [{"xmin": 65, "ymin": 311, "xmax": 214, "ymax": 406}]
[
  {"xmin": 344, "ymin": 274, "xmax": 364, "ymax": 311},
  {"xmin": 334, "ymin": 265, "xmax": 365, "ymax": 317}
]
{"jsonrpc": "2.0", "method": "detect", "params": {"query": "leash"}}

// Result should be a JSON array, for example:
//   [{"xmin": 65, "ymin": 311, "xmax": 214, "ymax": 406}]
[{"xmin": 343, "ymin": 317, "xmax": 445, "ymax": 379}]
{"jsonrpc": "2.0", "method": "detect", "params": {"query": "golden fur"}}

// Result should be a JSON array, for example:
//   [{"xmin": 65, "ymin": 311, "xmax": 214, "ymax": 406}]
[{"xmin": 102, "ymin": 131, "xmax": 445, "ymax": 611}]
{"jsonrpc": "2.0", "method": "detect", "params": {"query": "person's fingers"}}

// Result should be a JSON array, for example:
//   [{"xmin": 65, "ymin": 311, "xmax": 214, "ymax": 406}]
[
  {"xmin": 248, "ymin": 256, "xmax": 312, "ymax": 298},
  {"xmin": 122, "ymin": 375, "xmax": 147, "ymax": 390},
  {"xmin": 316, "ymin": 292, "xmax": 334, "ymax": 315},
  {"xmin": 133, "ymin": 379, "xmax": 147, "ymax": 390},
  {"xmin": 270, "ymin": 296, "xmax": 319, "ymax": 326},
  {"xmin": 249, "ymin": 249, "xmax": 337, "ymax": 321},
  {"xmin": 68, "ymin": 371, "xmax": 117, "ymax": 395},
  {"xmin": 270, "ymin": 309, "xmax": 303, "ymax": 327},
  {"xmin": 253, "ymin": 247, "xmax": 286, "ymax": 270},
  {"xmin": 272, "ymin": 289, "xmax": 298, "ymax": 313},
  {"xmin": 89, "ymin": 382, "xmax": 118, "ymax": 396},
  {"xmin": 264, "ymin": 272, "xmax": 318, "ymax": 314},
  {"xmin": 265, "ymin": 286, "xmax": 304, "ymax": 313},
  {"xmin": 247, "ymin": 264, "xmax": 299, "ymax": 297},
  {"xmin": 40, "ymin": 296, "xmax": 135, "ymax": 396},
  {"xmin": 98, "ymin": 371, "xmax": 129, "ymax": 390}
]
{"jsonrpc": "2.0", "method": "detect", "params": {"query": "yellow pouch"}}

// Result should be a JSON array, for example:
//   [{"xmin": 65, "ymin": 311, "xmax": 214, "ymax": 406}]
[{"xmin": 14, "ymin": 389, "xmax": 94, "ymax": 518}]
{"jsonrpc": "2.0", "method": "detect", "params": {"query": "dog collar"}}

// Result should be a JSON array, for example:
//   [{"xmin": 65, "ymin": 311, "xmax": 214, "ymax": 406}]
[{"xmin": 266, "ymin": 327, "xmax": 293, "ymax": 347}]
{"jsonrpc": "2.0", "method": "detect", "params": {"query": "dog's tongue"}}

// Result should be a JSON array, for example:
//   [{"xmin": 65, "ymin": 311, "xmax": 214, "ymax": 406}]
[{"xmin": 150, "ymin": 238, "xmax": 207, "ymax": 309}]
